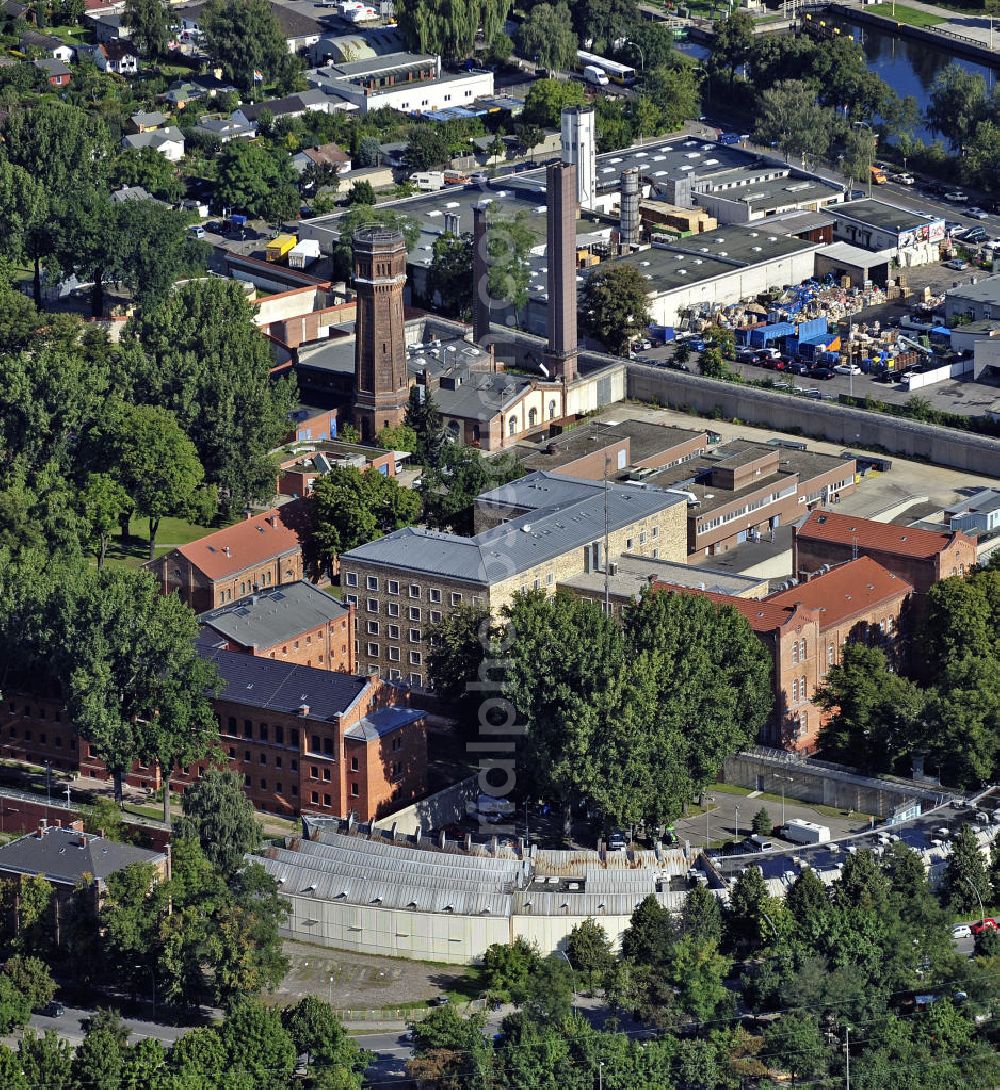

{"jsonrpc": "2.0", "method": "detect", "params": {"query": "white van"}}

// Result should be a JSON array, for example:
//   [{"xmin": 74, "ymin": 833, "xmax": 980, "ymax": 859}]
[
  {"xmin": 411, "ymin": 171, "xmax": 445, "ymax": 191},
  {"xmin": 583, "ymin": 65, "xmax": 610, "ymax": 87},
  {"xmin": 749, "ymin": 834, "xmax": 775, "ymax": 851}
]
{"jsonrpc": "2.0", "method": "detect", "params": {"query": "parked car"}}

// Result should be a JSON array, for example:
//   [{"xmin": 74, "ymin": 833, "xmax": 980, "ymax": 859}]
[
  {"xmin": 41, "ymin": 1001, "xmax": 65, "ymax": 1017},
  {"xmin": 951, "ymin": 923, "xmax": 972, "ymax": 939},
  {"xmin": 943, "ymin": 258, "xmax": 970, "ymax": 271},
  {"xmin": 959, "ymin": 226, "xmax": 988, "ymax": 243},
  {"xmin": 188, "ymin": 225, "xmax": 206, "ymax": 239},
  {"xmin": 735, "ymin": 346, "xmax": 757, "ymax": 363},
  {"xmin": 718, "ymin": 132, "xmax": 741, "ymax": 145},
  {"xmin": 785, "ymin": 361, "xmax": 810, "ymax": 376},
  {"xmin": 944, "ymin": 221, "xmax": 965, "ymax": 237},
  {"xmin": 203, "ymin": 220, "xmax": 222, "ymax": 233},
  {"xmin": 833, "ymin": 363, "xmax": 862, "ymax": 376},
  {"xmin": 810, "ymin": 366, "xmax": 836, "ymax": 379},
  {"xmin": 966, "ymin": 206, "xmax": 989, "ymax": 219},
  {"xmin": 892, "ymin": 172, "xmax": 915, "ymax": 185},
  {"xmin": 944, "ymin": 190, "xmax": 969, "ymax": 202},
  {"xmin": 607, "ymin": 831, "xmax": 628, "ymax": 851},
  {"xmin": 971, "ymin": 918, "xmax": 999, "ymax": 937}
]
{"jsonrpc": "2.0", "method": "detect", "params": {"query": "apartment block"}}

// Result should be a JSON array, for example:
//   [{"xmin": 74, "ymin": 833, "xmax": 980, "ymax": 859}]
[{"xmin": 340, "ymin": 473, "xmax": 688, "ymax": 686}]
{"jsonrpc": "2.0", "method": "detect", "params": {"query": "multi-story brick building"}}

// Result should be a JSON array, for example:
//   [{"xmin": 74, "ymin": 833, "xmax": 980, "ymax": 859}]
[
  {"xmin": 277, "ymin": 441, "xmax": 400, "ymax": 499},
  {"xmin": 645, "ymin": 441, "xmax": 858, "ymax": 557},
  {"xmin": 198, "ymin": 581, "xmax": 355, "ymax": 673},
  {"xmin": 340, "ymin": 473, "xmax": 688, "ymax": 686},
  {"xmin": 2, "ymin": 657, "xmax": 427, "ymax": 822},
  {"xmin": 147, "ymin": 503, "xmax": 307, "ymax": 612},
  {"xmin": 793, "ymin": 510, "xmax": 977, "ymax": 594},
  {"xmin": 654, "ymin": 556, "xmax": 913, "ymax": 752}
]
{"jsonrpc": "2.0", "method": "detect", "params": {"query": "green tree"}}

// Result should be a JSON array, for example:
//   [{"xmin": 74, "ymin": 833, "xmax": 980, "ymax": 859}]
[
  {"xmin": 516, "ymin": 2, "xmax": 578, "ymax": 72},
  {"xmin": 570, "ymin": 0, "xmax": 636, "ymax": 51},
  {"xmin": 18, "ymin": 1031, "xmax": 74, "ymax": 1090},
  {"xmin": 124, "ymin": 0, "xmax": 170, "ymax": 57},
  {"xmin": 680, "ymin": 885, "xmax": 723, "ymax": 946},
  {"xmin": 567, "ymin": 919, "xmax": 614, "ymax": 992},
  {"xmin": 200, "ymin": 0, "xmax": 288, "ymax": 90},
  {"xmin": 763, "ymin": 1012, "xmax": 831, "ymax": 1083},
  {"xmin": 80, "ymin": 473, "xmax": 132, "ymax": 570},
  {"xmin": 282, "ymin": 997, "xmax": 369, "ymax": 1075},
  {"xmin": 56, "ymin": 568, "xmax": 218, "ymax": 804},
  {"xmin": 0, "ymin": 975, "xmax": 31, "ymax": 1034},
  {"xmin": 709, "ymin": 10, "xmax": 754, "ymax": 89},
  {"xmin": 309, "ymin": 465, "xmax": 420, "ymax": 575},
  {"xmin": 427, "ymin": 231, "xmax": 473, "ymax": 318},
  {"xmin": 752, "ymin": 807, "xmax": 772, "ymax": 836},
  {"xmin": 174, "ymin": 769, "xmax": 264, "ymax": 877},
  {"xmin": 756, "ymin": 79, "xmax": 836, "ymax": 163},
  {"xmin": 726, "ymin": 865, "xmax": 780, "ymax": 951},
  {"xmin": 356, "ymin": 136, "xmax": 382, "ymax": 167},
  {"xmin": 669, "ymin": 935, "xmax": 733, "ymax": 1023},
  {"xmin": 375, "ymin": 423, "xmax": 418, "ymax": 452},
  {"xmin": 842, "ymin": 125, "xmax": 878, "ymax": 195},
  {"xmin": 944, "ymin": 824, "xmax": 990, "ymax": 916},
  {"xmin": 581, "ymin": 264, "xmax": 652, "ymax": 355},
  {"xmin": 427, "ymin": 604, "xmax": 497, "ymax": 730},
  {"xmin": 965, "ymin": 120, "xmax": 1000, "ymax": 194},
  {"xmin": 0, "ymin": 1045, "xmax": 28, "ymax": 1090},
  {"xmin": 621, "ymin": 894, "xmax": 675, "ymax": 966},
  {"xmin": 482, "ymin": 937, "xmax": 542, "ymax": 1002},
  {"xmin": 926, "ymin": 62, "xmax": 988, "ymax": 151},
  {"xmin": 422, "ymin": 444, "xmax": 523, "ymax": 534},
  {"xmin": 215, "ymin": 137, "xmax": 299, "ymax": 217},
  {"xmin": 404, "ymin": 386, "xmax": 447, "ymax": 469},
  {"xmin": 112, "ymin": 147, "xmax": 185, "ymax": 203},
  {"xmin": 96, "ymin": 402, "xmax": 205, "ymax": 561},
  {"xmin": 125, "ymin": 278, "xmax": 297, "ymax": 514},
  {"xmin": 698, "ymin": 345, "xmax": 740, "ymax": 381},
  {"xmin": 523, "ymin": 78, "xmax": 587, "ymax": 127},
  {"xmin": 73, "ymin": 1009, "xmax": 129, "ymax": 1090},
  {"xmin": 517, "ymin": 953, "xmax": 575, "ymax": 1023},
  {"xmin": 218, "ymin": 1000, "xmax": 296, "ymax": 1086},
  {"xmin": 406, "ymin": 126, "xmax": 450, "ymax": 171},
  {"xmin": 486, "ymin": 208, "xmax": 536, "ymax": 316},
  {"xmin": 3, "ymin": 955, "xmax": 55, "ymax": 1010},
  {"xmin": 165, "ymin": 1027, "xmax": 226, "ymax": 1083},
  {"xmin": 644, "ymin": 60, "xmax": 702, "ymax": 132},
  {"xmin": 395, "ymin": 0, "xmax": 511, "ymax": 58},
  {"xmin": 345, "ymin": 179, "xmax": 376, "ymax": 206}
]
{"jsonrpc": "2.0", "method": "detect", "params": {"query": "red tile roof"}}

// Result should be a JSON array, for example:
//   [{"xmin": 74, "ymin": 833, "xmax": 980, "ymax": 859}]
[
  {"xmin": 175, "ymin": 503, "xmax": 306, "ymax": 581},
  {"xmin": 767, "ymin": 557, "xmax": 912, "ymax": 628},
  {"xmin": 797, "ymin": 510, "xmax": 967, "ymax": 560},
  {"xmin": 652, "ymin": 582, "xmax": 795, "ymax": 633}
]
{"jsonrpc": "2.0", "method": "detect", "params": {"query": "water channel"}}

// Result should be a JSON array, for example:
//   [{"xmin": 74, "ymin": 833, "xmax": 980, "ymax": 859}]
[{"xmin": 677, "ymin": 18, "xmax": 998, "ymax": 145}]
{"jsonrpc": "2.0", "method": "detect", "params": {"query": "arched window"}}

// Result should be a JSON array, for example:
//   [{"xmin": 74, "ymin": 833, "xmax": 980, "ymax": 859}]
[
  {"xmin": 548, "ymin": 399, "xmax": 557, "ymax": 419},
  {"xmin": 792, "ymin": 678, "xmax": 799, "ymax": 703},
  {"xmin": 792, "ymin": 641, "xmax": 799, "ymax": 665},
  {"xmin": 800, "ymin": 638, "xmax": 807, "ymax": 659},
  {"xmin": 508, "ymin": 415, "xmax": 518, "ymax": 436},
  {"xmin": 800, "ymin": 675, "xmax": 807, "ymax": 701},
  {"xmin": 528, "ymin": 407, "xmax": 538, "ymax": 427}
]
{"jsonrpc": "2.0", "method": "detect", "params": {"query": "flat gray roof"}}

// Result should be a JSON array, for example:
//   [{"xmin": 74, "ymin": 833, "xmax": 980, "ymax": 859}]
[
  {"xmin": 199, "ymin": 582, "xmax": 349, "ymax": 651},
  {"xmin": 945, "ymin": 275, "xmax": 1000, "ymax": 304},
  {"xmin": 342, "ymin": 478, "xmax": 685, "ymax": 584},
  {"xmin": 561, "ymin": 553, "xmax": 766, "ymax": 598},
  {"xmin": 518, "ymin": 419, "xmax": 706, "ymax": 471},
  {"xmin": 835, "ymin": 198, "xmax": 939, "ymax": 233}
]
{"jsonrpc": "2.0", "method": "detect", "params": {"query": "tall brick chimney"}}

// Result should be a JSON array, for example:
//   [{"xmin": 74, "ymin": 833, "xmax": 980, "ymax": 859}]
[
  {"xmin": 352, "ymin": 227, "xmax": 410, "ymax": 442},
  {"xmin": 472, "ymin": 202, "xmax": 491, "ymax": 345},
  {"xmin": 544, "ymin": 161, "xmax": 578, "ymax": 383}
]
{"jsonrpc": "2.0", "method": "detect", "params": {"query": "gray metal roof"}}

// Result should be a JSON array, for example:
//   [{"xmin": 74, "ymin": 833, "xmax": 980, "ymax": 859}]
[
  {"xmin": 343, "ymin": 707, "xmax": 424, "ymax": 741},
  {"xmin": 476, "ymin": 471, "xmax": 605, "ymax": 512},
  {"xmin": 200, "ymin": 582, "xmax": 350, "ymax": 652},
  {"xmin": 0, "ymin": 826, "xmax": 165, "ymax": 888},
  {"xmin": 835, "ymin": 198, "xmax": 939, "ymax": 233},
  {"xmin": 341, "ymin": 482, "xmax": 685, "ymax": 584},
  {"xmin": 945, "ymin": 274, "xmax": 1000, "ymax": 304}
]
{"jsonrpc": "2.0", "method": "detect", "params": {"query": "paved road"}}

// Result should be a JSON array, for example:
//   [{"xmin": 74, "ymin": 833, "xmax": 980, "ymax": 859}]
[{"xmin": 17, "ymin": 1005, "xmax": 190, "ymax": 1047}]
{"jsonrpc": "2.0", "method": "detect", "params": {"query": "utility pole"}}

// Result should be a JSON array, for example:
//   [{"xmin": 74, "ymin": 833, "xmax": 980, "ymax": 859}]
[
  {"xmin": 603, "ymin": 454, "xmax": 610, "ymax": 616},
  {"xmin": 598, "ymin": 1061, "xmax": 604, "ymax": 1090},
  {"xmin": 734, "ymin": 804, "xmax": 739, "ymax": 843}
]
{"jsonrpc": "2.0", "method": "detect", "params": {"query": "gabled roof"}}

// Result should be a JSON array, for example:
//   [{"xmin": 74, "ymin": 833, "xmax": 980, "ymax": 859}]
[
  {"xmin": 767, "ymin": 557, "xmax": 912, "ymax": 628},
  {"xmin": 237, "ymin": 89, "xmax": 327, "ymax": 122},
  {"xmin": 0, "ymin": 826, "xmax": 165, "ymax": 888},
  {"xmin": 797, "ymin": 509, "xmax": 969, "ymax": 560},
  {"xmin": 303, "ymin": 141, "xmax": 350, "ymax": 167},
  {"xmin": 201, "ymin": 647, "xmax": 370, "ymax": 720},
  {"xmin": 131, "ymin": 109, "xmax": 168, "ymax": 127},
  {"xmin": 344, "ymin": 706, "xmax": 424, "ymax": 741},
  {"xmin": 169, "ymin": 502, "xmax": 306, "ymax": 582},
  {"xmin": 34, "ymin": 57, "xmax": 70, "ymax": 77},
  {"xmin": 653, "ymin": 582, "xmax": 796, "ymax": 634},
  {"xmin": 199, "ymin": 581, "xmax": 350, "ymax": 651}
]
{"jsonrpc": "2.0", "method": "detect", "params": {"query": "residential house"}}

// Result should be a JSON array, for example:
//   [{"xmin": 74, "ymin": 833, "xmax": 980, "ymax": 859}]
[
  {"xmin": 122, "ymin": 125, "xmax": 185, "ymax": 161},
  {"xmin": 233, "ymin": 89, "xmax": 331, "ymax": 127},
  {"xmin": 0, "ymin": 824, "xmax": 168, "ymax": 931},
  {"xmin": 147, "ymin": 503, "xmax": 308, "ymax": 612},
  {"xmin": 793, "ymin": 509, "xmax": 977, "ymax": 594},
  {"xmin": 128, "ymin": 109, "xmax": 168, "ymax": 133},
  {"xmin": 163, "ymin": 72, "xmax": 238, "ymax": 108},
  {"xmin": 2, "ymin": 0, "xmax": 32, "ymax": 24},
  {"xmin": 292, "ymin": 141, "xmax": 352, "ymax": 176},
  {"xmin": 654, "ymin": 556, "xmax": 914, "ymax": 752},
  {"xmin": 277, "ymin": 440, "xmax": 401, "ymax": 499},
  {"xmin": 110, "ymin": 185, "xmax": 157, "ymax": 203},
  {"xmin": 85, "ymin": 11, "xmax": 129, "ymax": 41},
  {"xmin": 190, "ymin": 116, "xmax": 256, "ymax": 143},
  {"xmin": 34, "ymin": 57, "xmax": 71, "ymax": 87},
  {"xmin": 20, "ymin": 30, "xmax": 74, "ymax": 62},
  {"xmin": 340, "ymin": 475, "xmax": 688, "ymax": 686},
  {"xmin": 946, "ymin": 487, "xmax": 1000, "ymax": 537},
  {"xmin": 91, "ymin": 40, "xmax": 139, "ymax": 75},
  {"xmin": 176, "ymin": 0, "xmax": 321, "ymax": 51},
  {"xmin": 198, "ymin": 580, "xmax": 356, "ymax": 673}
]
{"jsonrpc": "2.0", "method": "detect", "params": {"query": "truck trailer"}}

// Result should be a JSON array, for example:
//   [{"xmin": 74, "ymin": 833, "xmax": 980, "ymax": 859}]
[{"xmin": 783, "ymin": 818, "xmax": 831, "ymax": 845}]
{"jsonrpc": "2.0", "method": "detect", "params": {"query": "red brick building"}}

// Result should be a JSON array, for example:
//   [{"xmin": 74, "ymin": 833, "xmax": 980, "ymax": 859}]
[
  {"xmin": 277, "ymin": 443, "xmax": 398, "ymax": 499},
  {"xmin": 793, "ymin": 510, "xmax": 977, "ymax": 594},
  {"xmin": 2, "ymin": 657, "xmax": 427, "ymax": 823},
  {"xmin": 198, "ymin": 581, "xmax": 355, "ymax": 673},
  {"xmin": 655, "ymin": 556, "xmax": 913, "ymax": 752},
  {"xmin": 148, "ymin": 503, "xmax": 307, "ymax": 612}
]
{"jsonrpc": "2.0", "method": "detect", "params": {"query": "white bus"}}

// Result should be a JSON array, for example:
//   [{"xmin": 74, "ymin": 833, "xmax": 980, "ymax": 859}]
[{"xmin": 576, "ymin": 50, "xmax": 637, "ymax": 86}]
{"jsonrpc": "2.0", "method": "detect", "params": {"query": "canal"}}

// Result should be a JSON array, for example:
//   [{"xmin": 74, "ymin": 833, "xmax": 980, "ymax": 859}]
[{"xmin": 676, "ymin": 19, "xmax": 998, "ymax": 144}]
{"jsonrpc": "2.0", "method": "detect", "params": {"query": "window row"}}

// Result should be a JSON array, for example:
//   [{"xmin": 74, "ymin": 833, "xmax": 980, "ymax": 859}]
[
  {"xmin": 366, "ymin": 644, "xmax": 422, "ymax": 665},
  {"xmin": 344, "ymin": 574, "xmax": 464, "ymax": 608},
  {"xmin": 224, "ymin": 718, "xmax": 299, "ymax": 746}
]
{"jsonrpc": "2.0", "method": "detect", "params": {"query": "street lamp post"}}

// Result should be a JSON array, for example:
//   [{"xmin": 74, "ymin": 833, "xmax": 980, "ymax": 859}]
[
  {"xmin": 963, "ymin": 877, "xmax": 985, "ymax": 925},
  {"xmin": 556, "ymin": 950, "xmax": 577, "ymax": 1014},
  {"xmin": 734, "ymin": 804, "xmax": 740, "ymax": 844},
  {"xmin": 704, "ymin": 796, "xmax": 715, "ymax": 849}
]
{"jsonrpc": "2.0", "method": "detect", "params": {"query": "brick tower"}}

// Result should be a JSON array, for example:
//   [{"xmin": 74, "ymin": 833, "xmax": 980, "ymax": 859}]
[{"xmin": 352, "ymin": 227, "xmax": 410, "ymax": 441}]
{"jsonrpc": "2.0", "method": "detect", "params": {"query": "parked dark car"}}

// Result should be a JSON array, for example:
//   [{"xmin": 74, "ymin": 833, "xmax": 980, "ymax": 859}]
[
  {"xmin": 785, "ymin": 361, "xmax": 810, "ymax": 375},
  {"xmin": 810, "ymin": 366, "xmax": 836, "ymax": 380}
]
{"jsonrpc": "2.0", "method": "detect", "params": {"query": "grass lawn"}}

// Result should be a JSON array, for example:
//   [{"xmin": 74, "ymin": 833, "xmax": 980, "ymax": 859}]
[
  {"xmin": 102, "ymin": 514, "xmax": 231, "ymax": 570},
  {"xmin": 868, "ymin": 3, "xmax": 945, "ymax": 26}
]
